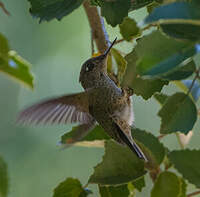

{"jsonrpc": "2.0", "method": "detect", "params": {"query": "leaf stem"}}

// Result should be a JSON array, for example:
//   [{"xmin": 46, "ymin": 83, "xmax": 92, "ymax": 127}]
[
  {"xmin": 175, "ymin": 133, "xmax": 184, "ymax": 149},
  {"xmin": 187, "ymin": 68, "xmax": 200, "ymax": 96},
  {"xmin": 187, "ymin": 190, "xmax": 200, "ymax": 197}
]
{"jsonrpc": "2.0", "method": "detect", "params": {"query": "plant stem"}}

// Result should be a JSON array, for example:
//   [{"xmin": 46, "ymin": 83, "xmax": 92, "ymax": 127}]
[
  {"xmin": 187, "ymin": 190, "xmax": 200, "ymax": 197},
  {"xmin": 83, "ymin": 1, "xmax": 108, "ymax": 53}
]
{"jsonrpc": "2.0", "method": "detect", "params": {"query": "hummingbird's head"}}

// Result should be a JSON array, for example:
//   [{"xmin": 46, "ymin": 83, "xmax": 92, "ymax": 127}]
[{"xmin": 79, "ymin": 38, "xmax": 117, "ymax": 89}]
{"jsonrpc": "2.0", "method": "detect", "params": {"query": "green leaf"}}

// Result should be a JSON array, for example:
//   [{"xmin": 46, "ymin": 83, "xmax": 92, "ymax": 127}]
[
  {"xmin": 169, "ymin": 150, "xmax": 200, "ymax": 188},
  {"xmin": 0, "ymin": 33, "xmax": 9, "ymax": 55},
  {"xmin": 0, "ymin": 34, "xmax": 34, "ymax": 89},
  {"xmin": 111, "ymin": 48, "xmax": 127, "ymax": 82},
  {"xmin": 130, "ymin": 0, "xmax": 154, "ymax": 11},
  {"xmin": 28, "ymin": 0, "xmax": 84, "ymax": 22},
  {"xmin": 119, "ymin": 17, "xmax": 140, "ymax": 41},
  {"xmin": 101, "ymin": 0, "xmax": 131, "ymax": 27},
  {"xmin": 0, "ymin": 156, "xmax": 8, "ymax": 197},
  {"xmin": 89, "ymin": 140, "xmax": 146, "ymax": 185},
  {"xmin": 90, "ymin": 0, "xmax": 103, "ymax": 6},
  {"xmin": 144, "ymin": 1, "xmax": 200, "ymax": 41},
  {"xmin": 158, "ymin": 92, "xmax": 197, "ymax": 134},
  {"xmin": 179, "ymin": 178, "xmax": 187, "ymax": 197},
  {"xmin": 53, "ymin": 178, "xmax": 90, "ymax": 197},
  {"xmin": 132, "ymin": 128, "xmax": 165, "ymax": 169},
  {"xmin": 61, "ymin": 125, "xmax": 110, "ymax": 145},
  {"xmin": 123, "ymin": 50, "xmax": 168, "ymax": 100},
  {"xmin": 154, "ymin": 93, "xmax": 169, "ymax": 106},
  {"xmin": 151, "ymin": 171, "xmax": 182, "ymax": 197},
  {"xmin": 99, "ymin": 184, "xmax": 130, "ymax": 197},
  {"xmin": 132, "ymin": 176, "xmax": 145, "ymax": 192},
  {"xmin": 135, "ymin": 31, "xmax": 196, "ymax": 76},
  {"xmin": 160, "ymin": 60, "xmax": 196, "ymax": 81}
]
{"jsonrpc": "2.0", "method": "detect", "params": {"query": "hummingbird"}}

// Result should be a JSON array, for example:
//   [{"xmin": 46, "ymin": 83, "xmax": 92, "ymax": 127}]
[{"xmin": 18, "ymin": 38, "xmax": 147, "ymax": 161}]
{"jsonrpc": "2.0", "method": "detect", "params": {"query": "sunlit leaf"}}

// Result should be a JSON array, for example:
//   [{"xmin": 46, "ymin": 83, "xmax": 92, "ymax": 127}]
[
  {"xmin": 151, "ymin": 171, "xmax": 182, "ymax": 197},
  {"xmin": 111, "ymin": 48, "xmax": 127, "ymax": 82},
  {"xmin": 0, "ymin": 34, "xmax": 34, "ymax": 89},
  {"xmin": 53, "ymin": 178, "xmax": 90, "ymax": 197},
  {"xmin": 158, "ymin": 92, "xmax": 197, "ymax": 134},
  {"xmin": 169, "ymin": 150, "xmax": 200, "ymax": 188},
  {"xmin": 28, "ymin": 0, "xmax": 84, "ymax": 22},
  {"xmin": 119, "ymin": 17, "xmax": 140, "ymax": 41},
  {"xmin": 89, "ymin": 140, "xmax": 146, "ymax": 185}
]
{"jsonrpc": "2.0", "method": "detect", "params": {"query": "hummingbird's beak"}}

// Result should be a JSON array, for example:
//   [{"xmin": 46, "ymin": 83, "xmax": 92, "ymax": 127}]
[{"xmin": 103, "ymin": 37, "xmax": 117, "ymax": 57}]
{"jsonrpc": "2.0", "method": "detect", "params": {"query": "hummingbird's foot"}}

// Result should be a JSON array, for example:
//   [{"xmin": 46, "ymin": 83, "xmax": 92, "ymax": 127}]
[{"xmin": 122, "ymin": 87, "xmax": 134, "ymax": 97}]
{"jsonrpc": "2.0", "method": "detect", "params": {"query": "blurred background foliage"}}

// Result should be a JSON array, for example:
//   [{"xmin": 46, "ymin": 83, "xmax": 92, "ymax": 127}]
[{"xmin": 0, "ymin": 0, "xmax": 200, "ymax": 197}]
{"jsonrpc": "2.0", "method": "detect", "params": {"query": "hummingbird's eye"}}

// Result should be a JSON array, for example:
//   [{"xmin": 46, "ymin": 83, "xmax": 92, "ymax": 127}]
[{"xmin": 85, "ymin": 63, "xmax": 95, "ymax": 72}]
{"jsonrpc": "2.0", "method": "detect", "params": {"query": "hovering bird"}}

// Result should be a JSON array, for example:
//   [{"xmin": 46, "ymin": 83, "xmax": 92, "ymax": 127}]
[{"xmin": 18, "ymin": 38, "xmax": 147, "ymax": 161}]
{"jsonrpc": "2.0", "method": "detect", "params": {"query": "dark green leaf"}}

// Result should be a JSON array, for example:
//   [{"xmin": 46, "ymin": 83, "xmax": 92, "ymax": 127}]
[
  {"xmin": 147, "ymin": 2, "xmax": 160, "ymax": 14},
  {"xmin": 0, "ymin": 156, "xmax": 8, "ymax": 197},
  {"xmin": 130, "ymin": 0, "xmax": 154, "ymax": 11},
  {"xmin": 169, "ymin": 150, "xmax": 200, "ymax": 188},
  {"xmin": 135, "ymin": 31, "xmax": 196, "ymax": 76},
  {"xmin": 182, "ymin": 80, "xmax": 200, "ymax": 101},
  {"xmin": 132, "ymin": 128, "xmax": 165, "ymax": 169},
  {"xmin": 132, "ymin": 176, "xmax": 145, "ymax": 192},
  {"xmin": 160, "ymin": 60, "xmax": 196, "ymax": 81},
  {"xmin": 101, "ymin": 0, "xmax": 131, "ymax": 27},
  {"xmin": 111, "ymin": 48, "xmax": 127, "ymax": 82},
  {"xmin": 144, "ymin": 1, "xmax": 200, "ymax": 41},
  {"xmin": 90, "ymin": 0, "xmax": 103, "ymax": 6},
  {"xmin": 0, "ymin": 34, "xmax": 34, "ymax": 89},
  {"xmin": 154, "ymin": 93, "xmax": 169, "ymax": 105},
  {"xmin": 28, "ymin": 0, "xmax": 84, "ymax": 22},
  {"xmin": 119, "ymin": 17, "xmax": 140, "ymax": 41},
  {"xmin": 151, "ymin": 171, "xmax": 182, "ymax": 197},
  {"xmin": 99, "ymin": 184, "xmax": 130, "ymax": 197},
  {"xmin": 61, "ymin": 125, "xmax": 110, "ymax": 145},
  {"xmin": 158, "ymin": 92, "xmax": 197, "ymax": 134},
  {"xmin": 89, "ymin": 140, "xmax": 146, "ymax": 185},
  {"xmin": 53, "ymin": 178, "xmax": 89, "ymax": 197},
  {"xmin": 123, "ymin": 50, "xmax": 168, "ymax": 100}
]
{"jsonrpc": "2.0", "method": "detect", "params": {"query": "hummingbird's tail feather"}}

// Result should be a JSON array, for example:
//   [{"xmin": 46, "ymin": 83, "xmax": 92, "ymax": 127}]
[{"xmin": 115, "ymin": 124, "xmax": 148, "ymax": 162}]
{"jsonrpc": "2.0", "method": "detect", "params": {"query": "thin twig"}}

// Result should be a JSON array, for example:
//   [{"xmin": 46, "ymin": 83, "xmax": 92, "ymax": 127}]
[
  {"xmin": 157, "ymin": 134, "xmax": 167, "ymax": 140},
  {"xmin": 187, "ymin": 190, "xmax": 200, "ymax": 197},
  {"xmin": 115, "ymin": 38, "xmax": 125, "ymax": 45},
  {"xmin": 187, "ymin": 68, "xmax": 200, "ymax": 96},
  {"xmin": 0, "ymin": 1, "xmax": 10, "ymax": 16},
  {"xmin": 83, "ymin": 1, "xmax": 108, "ymax": 53},
  {"xmin": 175, "ymin": 133, "xmax": 184, "ymax": 149}
]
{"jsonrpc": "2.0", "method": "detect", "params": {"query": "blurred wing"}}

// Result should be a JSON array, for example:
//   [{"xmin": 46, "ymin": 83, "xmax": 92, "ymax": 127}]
[{"xmin": 17, "ymin": 92, "xmax": 93, "ymax": 125}]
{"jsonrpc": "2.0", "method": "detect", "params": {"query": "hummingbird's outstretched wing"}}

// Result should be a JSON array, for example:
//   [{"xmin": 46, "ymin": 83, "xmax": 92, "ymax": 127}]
[
  {"xmin": 17, "ymin": 92, "xmax": 93, "ymax": 125},
  {"xmin": 111, "ymin": 116, "xmax": 147, "ymax": 162}
]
